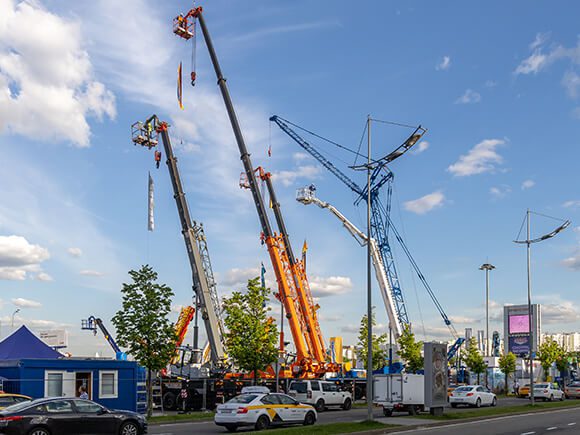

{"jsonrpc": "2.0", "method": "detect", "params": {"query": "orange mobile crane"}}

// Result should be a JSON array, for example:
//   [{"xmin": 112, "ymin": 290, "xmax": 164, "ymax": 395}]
[{"xmin": 173, "ymin": 6, "xmax": 338, "ymax": 378}]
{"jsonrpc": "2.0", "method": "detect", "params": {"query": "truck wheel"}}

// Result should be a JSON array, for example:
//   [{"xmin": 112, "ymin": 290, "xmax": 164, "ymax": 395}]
[
  {"xmin": 303, "ymin": 411, "xmax": 316, "ymax": 425},
  {"xmin": 354, "ymin": 386, "xmax": 364, "ymax": 401},
  {"xmin": 342, "ymin": 398, "xmax": 352, "ymax": 410},
  {"xmin": 162, "ymin": 392, "xmax": 177, "ymax": 410},
  {"xmin": 315, "ymin": 399, "xmax": 325, "ymax": 412},
  {"xmin": 408, "ymin": 405, "xmax": 419, "ymax": 416},
  {"xmin": 382, "ymin": 408, "xmax": 393, "ymax": 417},
  {"xmin": 254, "ymin": 415, "xmax": 270, "ymax": 431}
]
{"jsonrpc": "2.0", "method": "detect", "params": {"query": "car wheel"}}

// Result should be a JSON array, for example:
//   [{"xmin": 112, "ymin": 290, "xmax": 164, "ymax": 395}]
[
  {"xmin": 342, "ymin": 398, "xmax": 352, "ymax": 410},
  {"xmin": 255, "ymin": 415, "xmax": 270, "ymax": 431},
  {"xmin": 225, "ymin": 425, "xmax": 238, "ymax": 432},
  {"xmin": 549, "ymin": 395, "xmax": 554, "ymax": 402},
  {"xmin": 315, "ymin": 399, "xmax": 325, "ymax": 412},
  {"xmin": 475, "ymin": 398, "xmax": 481, "ymax": 408},
  {"xmin": 28, "ymin": 428, "xmax": 50, "ymax": 435},
  {"xmin": 560, "ymin": 394, "xmax": 564, "ymax": 401},
  {"xmin": 120, "ymin": 421, "xmax": 140, "ymax": 435},
  {"xmin": 491, "ymin": 397, "xmax": 497, "ymax": 407},
  {"xmin": 303, "ymin": 411, "xmax": 316, "ymax": 425},
  {"xmin": 163, "ymin": 391, "xmax": 177, "ymax": 410},
  {"xmin": 451, "ymin": 403, "xmax": 457, "ymax": 408},
  {"xmin": 383, "ymin": 408, "xmax": 393, "ymax": 417}
]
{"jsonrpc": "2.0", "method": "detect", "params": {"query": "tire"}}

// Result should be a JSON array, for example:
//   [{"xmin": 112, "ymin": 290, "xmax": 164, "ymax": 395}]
[
  {"xmin": 315, "ymin": 399, "xmax": 325, "ymax": 412},
  {"xmin": 342, "ymin": 398, "xmax": 352, "ymax": 410},
  {"xmin": 119, "ymin": 421, "xmax": 140, "ymax": 435},
  {"xmin": 28, "ymin": 428, "xmax": 50, "ymax": 435},
  {"xmin": 491, "ymin": 397, "xmax": 497, "ymax": 407},
  {"xmin": 254, "ymin": 415, "xmax": 270, "ymax": 431},
  {"xmin": 451, "ymin": 403, "xmax": 457, "ymax": 408},
  {"xmin": 560, "ymin": 394, "xmax": 564, "ymax": 401},
  {"xmin": 474, "ymin": 398, "xmax": 481, "ymax": 408},
  {"xmin": 303, "ymin": 411, "xmax": 316, "ymax": 425},
  {"xmin": 549, "ymin": 395, "xmax": 554, "ymax": 402},
  {"xmin": 408, "ymin": 405, "xmax": 419, "ymax": 416},
  {"xmin": 163, "ymin": 391, "xmax": 177, "ymax": 410},
  {"xmin": 225, "ymin": 425, "xmax": 238, "ymax": 433},
  {"xmin": 383, "ymin": 408, "xmax": 393, "ymax": 417}
]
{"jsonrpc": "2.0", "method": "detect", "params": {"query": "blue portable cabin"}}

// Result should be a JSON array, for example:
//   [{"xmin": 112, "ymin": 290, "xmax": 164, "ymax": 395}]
[{"xmin": 0, "ymin": 326, "xmax": 146, "ymax": 413}]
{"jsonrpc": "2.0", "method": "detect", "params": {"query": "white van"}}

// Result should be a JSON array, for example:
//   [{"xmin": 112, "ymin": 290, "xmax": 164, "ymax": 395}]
[{"xmin": 288, "ymin": 380, "xmax": 352, "ymax": 412}]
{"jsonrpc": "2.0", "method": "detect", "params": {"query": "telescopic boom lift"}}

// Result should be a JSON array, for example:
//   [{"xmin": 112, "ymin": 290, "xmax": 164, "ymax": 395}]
[{"xmin": 81, "ymin": 316, "xmax": 125, "ymax": 360}]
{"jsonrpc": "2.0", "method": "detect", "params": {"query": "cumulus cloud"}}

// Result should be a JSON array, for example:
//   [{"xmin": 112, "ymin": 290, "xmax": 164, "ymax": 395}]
[
  {"xmin": 411, "ymin": 141, "xmax": 429, "ymax": 155},
  {"xmin": 447, "ymin": 139, "xmax": 505, "ymax": 176},
  {"xmin": 35, "ymin": 272, "xmax": 53, "ymax": 281},
  {"xmin": 449, "ymin": 316, "xmax": 480, "ymax": 325},
  {"xmin": 436, "ymin": 56, "xmax": 451, "ymax": 71},
  {"xmin": 79, "ymin": 269, "xmax": 104, "ymax": 277},
  {"xmin": 309, "ymin": 276, "xmax": 352, "ymax": 297},
  {"xmin": 67, "ymin": 247, "xmax": 83, "ymax": 258},
  {"xmin": 535, "ymin": 295, "xmax": 580, "ymax": 323},
  {"xmin": 521, "ymin": 180, "xmax": 535, "ymax": 190},
  {"xmin": 562, "ymin": 253, "xmax": 580, "ymax": 271},
  {"xmin": 490, "ymin": 185, "xmax": 511, "ymax": 199},
  {"xmin": 272, "ymin": 165, "xmax": 322, "ymax": 187},
  {"xmin": 218, "ymin": 267, "xmax": 261, "ymax": 290},
  {"xmin": 0, "ymin": 235, "xmax": 50, "ymax": 280},
  {"xmin": 455, "ymin": 89, "xmax": 481, "ymax": 104},
  {"xmin": 12, "ymin": 297, "xmax": 42, "ymax": 308},
  {"xmin": 404, "ymin": 191, "xmax": 445, "ymax": 215},
  {"xmin": 0, "ymin": 0, "xmax": 116, "ymax": 146}
]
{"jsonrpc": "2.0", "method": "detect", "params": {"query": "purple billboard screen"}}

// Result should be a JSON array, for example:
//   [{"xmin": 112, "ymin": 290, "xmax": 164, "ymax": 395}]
[{"xmin": 509, "ymin": 314, "xmax": 530, "ymax": 334}]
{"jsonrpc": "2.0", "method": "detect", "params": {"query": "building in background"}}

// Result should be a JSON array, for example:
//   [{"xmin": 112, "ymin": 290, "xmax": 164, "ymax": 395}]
[{"xmin": 542, "ymin": 332, "xmax": 580, "ymax": 351}]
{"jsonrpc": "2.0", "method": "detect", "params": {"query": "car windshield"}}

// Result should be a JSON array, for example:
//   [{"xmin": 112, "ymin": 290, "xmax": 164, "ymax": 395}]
[
  {"xmin": 454, "ymin": 386, "xmax": 473, "ymax": 392},
  {"xmin": 289, "ymin": 382, "xmax": 307, "ymax": 393},
  {"xmin": 534, "ymin": 384, "xmax": 549, "ymax": 388},
  {"xmin": 568, "ymin": 382, "xmax": 580, "ymax": 387},
  {"xmin": 227, "ymin": 394, "xmax": 258, "ymax": 404}
]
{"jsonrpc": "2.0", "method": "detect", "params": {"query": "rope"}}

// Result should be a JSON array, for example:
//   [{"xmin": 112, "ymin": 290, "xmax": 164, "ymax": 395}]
[
  {"xmin": 353, "ymin": 120, "xmax": 368, "ymax": 168},
  {"xmin": 370, "ymin": 118, "xmax": 420, "ymax": 130},
  {"xmin": 530, "ymin": 210, "xmax": 568, "ymax": 222}
]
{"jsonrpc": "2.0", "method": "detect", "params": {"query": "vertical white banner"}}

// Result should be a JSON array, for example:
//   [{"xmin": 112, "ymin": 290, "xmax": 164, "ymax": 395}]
[{"xmin": 148, "ymin": 172, "xmax": 154, "ymax": 231}]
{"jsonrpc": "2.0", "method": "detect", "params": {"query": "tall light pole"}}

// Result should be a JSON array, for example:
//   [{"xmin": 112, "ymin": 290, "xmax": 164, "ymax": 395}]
[
  {"xmin": 11, "ymin": 308, "xmax": 20, "ymax": 330},
  {"xmin": 514, "ymin": 210, "xmax": 570, "ymax": 406},
  {"xmin": 479, "ymin": 263, "xmax": 495, "ymax": 357}
]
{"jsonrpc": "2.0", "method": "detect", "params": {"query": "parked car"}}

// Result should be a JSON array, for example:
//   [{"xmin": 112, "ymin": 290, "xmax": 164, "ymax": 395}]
[
  {"xmin": 288, "ymin": 380, "xmax": 352, "ymax": 412},
  {"xmin": 214, "ymin": 387, "xmax": 317, "ymax": 432},
  {"xmin": 0, "ymin": 397, "xmax": 147, "ymax": 435},
  {"xmin": 0, "ymin": 394, "xmax": 31, "ymax": 410},
  {"xmin": 447, "ymin": 384, "xmax": 465, "ymax": 400},
  {"xmin": 565, "ymin": 381, "xmax": 580, "ymax": 399},
  {"xmin": 530, "ymin": 383, "xmax": 565, "ymax": 401},
  {"xmin": 518, "ymin": 384, "xmax": 530, "ymax": 398},
  {"xmin": 449, "ymin": 385, "xmax": 497, "ymax": 408}
]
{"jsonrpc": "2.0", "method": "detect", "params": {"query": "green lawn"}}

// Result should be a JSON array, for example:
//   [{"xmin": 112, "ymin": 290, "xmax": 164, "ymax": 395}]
[
  {"xmin": 148, "ymin": 411, "xmax": 215, "ymax": 424},
  {"xmin": 248, "ymin": 421, "xmax": 392, "ymax": 434},
  {"xmin": 412, "ymin": 400, "xmax": 580, "ymax": 421}
]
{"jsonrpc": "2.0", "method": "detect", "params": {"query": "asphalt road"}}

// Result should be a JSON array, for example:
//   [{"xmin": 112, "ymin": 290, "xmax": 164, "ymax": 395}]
[
  {"xmin": 389, "ymin": 406, "xmax": 580, "ymax": 435},
  {"xmin": 148, "ymin": 397, "xmax": 528, "ymax": 435}
]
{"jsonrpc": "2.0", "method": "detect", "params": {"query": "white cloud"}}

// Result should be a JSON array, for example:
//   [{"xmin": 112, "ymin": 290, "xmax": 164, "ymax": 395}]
[
  {"xmin": 0, "ymin": 235, "xmax": 50, "ymax": 281},
  {"xmin": 293, "ymin": 152, "xmax": 311, "ymax": 162},
  {"xmin": 530, "ymin": 32, "xmax": 551, "ymax": 51},
  {"xmin": 229, "ymin": 20, "xmax": 341, "ymax": 44},
  {"xmin": 490, "ymin": 185, "xmax": 511, "ymax": 199},
  {"xmin": 35, "ymin": 272, "xmax": 53, "ymax": 282},
  {"xmin": 449, "ymin": 316, "xmax": 480, "ymax": 325},
  {"xmin": 272, "ymin": 165, "xmax": 322, "ymax": 187},
  {"xmin": 447, "ymin": 139, "xmax": 505, "ymax": 177},
  {"xmin": 521, "ymin": 180, "xmax": 535, "ymax": 190},
  {"xmin": 534, "ymin": 295, "xmax": 580, "ymax": 323},
  {"xmin": 0, "ymin": 0, "xmax": 115, "ymax": 146},
  {"xmin": 79, "ymin": 270, "xmax": 104, "ymax": 277},
  {"xmin": 218, "ymin": 267, "xmax": 261, "ymax": 290},
  {"xmin": 455, "ymin": 89, "xmax": 481, "ymax": 104},
  {"xmin": 309, "ymin": 276, "xmax": 352, "ymax": 298},
  {"xmin": 67, "ymin": 247, "xmax": 83, "ymax": 258},
  {"xmin": 12, "ymin": 297, "xmax": 41, "ymax": 309},
  {"xmin": 563, "ymin": 200, "xmax": 580, "ymax": 209},
  {"xmin": 515, "ymin": 51, "xmax": 549, "ymax": 75},
  {"xmin": 403, "ymin": 191, "xmax": 445, "ymax": 215},
  {"xmin": 562, "ymin": 253, "xmax": 580, "ymax": 271},
  {"xmin": 562, "ymin": 71, "xmax": 580, "ymax": 98},
  {"xmin": 484, "ymin": 80, "xmax": 498, "ymax": 88},
  {"xmin": 411, "ymin": 141, "xmax": 429, "ymax": 155},
  {"xmin": 435, "ymin": 56, "xmax": 451, "ymax": 71}
]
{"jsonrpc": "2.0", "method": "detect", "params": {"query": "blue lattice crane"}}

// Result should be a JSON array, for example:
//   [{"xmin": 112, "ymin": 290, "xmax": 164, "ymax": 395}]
[{"xmin": 270, "ymin": 116, "xmax": 464, "ymax": 360}]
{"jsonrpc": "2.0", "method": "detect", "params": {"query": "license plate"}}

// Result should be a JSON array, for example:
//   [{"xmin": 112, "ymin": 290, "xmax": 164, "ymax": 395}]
[{"xmin": 220, "ymin": 409, "xmax": 232, "ymax": 414}]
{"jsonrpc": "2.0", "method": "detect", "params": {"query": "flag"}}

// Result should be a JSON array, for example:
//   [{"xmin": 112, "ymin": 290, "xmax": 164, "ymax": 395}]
[
  {"xmin": 302, "ymin": 239, "xmax": 308, "ymax": 255},
  {"xmin": 260, "ymin": 262, "xmax": 266, "ymax": 289},
  {"xmin": 177, "ymin": 62, "xmax": 184, "ymax": 110},
  {"xmin": 148, "ymin": 172, "xmax": 155, "ymax": 231},
  {"xmin": 268, "ymin": 144, "xmax": 272, "ymax": 157}
]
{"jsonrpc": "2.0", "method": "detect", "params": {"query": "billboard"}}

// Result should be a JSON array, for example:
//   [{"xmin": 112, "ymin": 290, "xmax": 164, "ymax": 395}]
[
  {"xmin": 39, "ymin": 329, "xmax": 68, "ymax": 348},
  {"xmin": 508, "ymin": 335, "xmax": 530, "ymax": 356},
  {"xmin": 424, "ymin": 342, "xmax": 448, "ymax": 408},
  {"xmin": 509, "ymin": 315, "xmax": 530, "ymax": 334}
]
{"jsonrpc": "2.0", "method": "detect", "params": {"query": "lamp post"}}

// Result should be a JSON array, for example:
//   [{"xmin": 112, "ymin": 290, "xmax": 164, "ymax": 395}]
[
  {"xmin": 479, "ymin": 263, "xmax": 495, "ymax": 357},
  {"xmin": 514, "ymin": 210, "xmax": 570, "ymax": 405},
  {"xmin": 11, "ymin": 308, "xmax": 20, "ymax": 330}
]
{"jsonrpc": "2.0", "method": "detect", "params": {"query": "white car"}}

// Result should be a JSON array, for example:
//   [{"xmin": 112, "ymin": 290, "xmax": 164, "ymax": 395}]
[
  {"xmin": 214, "ymin": 387, "xmax": 317, "ymax": 432},
  {"xmin": 288, "ymin": 380, "xmax": 352, "ymax": 412},
  {"xmin": 449, "ymin": 385, "xmax": 497, "ymax": 408},
  {"xmin": 530, "ymin": 383, "xmax": 565, "ymax": 401}
]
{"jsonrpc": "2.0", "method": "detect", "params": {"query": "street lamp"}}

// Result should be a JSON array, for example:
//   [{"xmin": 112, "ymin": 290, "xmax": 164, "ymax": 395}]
[
  {"xmin": 514, "ymin": 210, "xmax": 570, "ymax": 405},
  {"xmin": 11, "ymin": 308, "xmax": 20, "ymax": 330},
  {"xmin": 479, "ymin": 263, "xmax": 495, "ymax": 357}
]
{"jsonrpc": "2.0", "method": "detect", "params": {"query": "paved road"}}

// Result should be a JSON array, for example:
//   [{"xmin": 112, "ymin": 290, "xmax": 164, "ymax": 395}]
[
  {"xmin": 389, "ymin": 406, "xmax": 580, "ymax": 435},
  {"xmin": 148, "ymin": 397, "xmax": 528, "ymax": 435}
]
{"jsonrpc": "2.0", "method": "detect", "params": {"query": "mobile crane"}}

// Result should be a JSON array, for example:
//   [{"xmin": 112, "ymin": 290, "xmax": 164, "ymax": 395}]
[
  {"xmin": 131, "ymin": 115, "xmax": 226, "ymax": 369},
  {"xmin": 81, "ymin": 316, "xmax": 126, "ymax": 360},
  {"xmin": 173, "ymin": 6, "xmax": 337, "ymax": 377}
]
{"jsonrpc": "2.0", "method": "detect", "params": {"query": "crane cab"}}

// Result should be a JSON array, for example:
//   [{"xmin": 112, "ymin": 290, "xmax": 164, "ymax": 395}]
[{"xmin": 131, "ymin": 120, "xmax": 159, "ymax": 149}]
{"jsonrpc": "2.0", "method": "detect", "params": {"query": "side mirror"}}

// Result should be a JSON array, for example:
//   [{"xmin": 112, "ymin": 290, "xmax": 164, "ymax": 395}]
[{"xmin": 97, "ymin": 408, "xmax": 109, "ymax": 415}]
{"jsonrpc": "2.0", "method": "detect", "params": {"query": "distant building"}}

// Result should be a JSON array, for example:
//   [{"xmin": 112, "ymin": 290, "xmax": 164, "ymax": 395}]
[{"xmin": 542, "ymin": 332, "xmax": 580, "ymax": 351}]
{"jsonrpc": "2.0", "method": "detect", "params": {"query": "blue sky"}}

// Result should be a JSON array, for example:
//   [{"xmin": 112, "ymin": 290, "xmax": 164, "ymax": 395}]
[{"xmin": 1, "ymin": 0, "xmax": 580, "ymax": 357}]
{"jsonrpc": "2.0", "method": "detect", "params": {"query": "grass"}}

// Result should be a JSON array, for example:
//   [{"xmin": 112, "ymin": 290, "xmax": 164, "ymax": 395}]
[
  {"xmin": 412, "ymin": 399, "xmax": 580, "ymax": 421},
  {"xmin": 148, "ymin": 411, "xmax": 215, "ymax": 424},
  {"xmin": 249, "ymin": 421, "xmax": 392, "ymax": 434}
]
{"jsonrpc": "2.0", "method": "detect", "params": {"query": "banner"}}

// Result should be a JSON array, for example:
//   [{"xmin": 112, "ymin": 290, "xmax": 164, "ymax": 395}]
[{"xmin": 148, "ymin": 172, "xmax": 154, "ymax": 231}]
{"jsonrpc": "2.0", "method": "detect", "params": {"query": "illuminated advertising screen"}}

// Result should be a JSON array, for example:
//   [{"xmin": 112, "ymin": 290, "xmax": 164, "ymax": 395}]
[
  {"xmin": 508, "ymin": 335, "xmax": 530, "ymax": 355},
  {"xmin": 509, "ymin": 314, "xmax": 530, "ymax": 334}
]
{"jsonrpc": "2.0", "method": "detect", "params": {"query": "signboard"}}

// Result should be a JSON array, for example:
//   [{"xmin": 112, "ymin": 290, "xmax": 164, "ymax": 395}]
[
  {"xmin": 39, "ymin": 329, "xmax": 68, "ymax": 348},
  {"xmin": 424, "ymin": 342, "xmax": 448, "ymax": 408},
  {"xmin": 509, "ymin": 315, "xmax": 530, "ymax": 334},
  {"xmin": 508, "ymin": 335, "xmax": 530, "ymax": 356}
]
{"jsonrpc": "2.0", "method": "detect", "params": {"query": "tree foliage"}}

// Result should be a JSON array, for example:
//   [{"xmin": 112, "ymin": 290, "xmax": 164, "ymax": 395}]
[
  {"xmin": 397, "ymin": 324, "xmax": 424, "ymax": 373},
  {"xmin": 222, "ymin": 277, "xmax": 278, "ymax": 383},
  {"xmin": 112, "ymin": 265, "xmax": 177, "ymax": 416},
  {"xmin": 498, "ymin": 352, "xmax": 517, "ymax": 393},
  {"xmin": 464, "ymin": 338, "xmax": 487, "ymax": 384},
  {"xmin": 537, "ymin": 337, "xmax": 564, "ymax": 380},
  {"xmin": 357, "ymin": 308, "xmax": 388, "ymax": 371}
]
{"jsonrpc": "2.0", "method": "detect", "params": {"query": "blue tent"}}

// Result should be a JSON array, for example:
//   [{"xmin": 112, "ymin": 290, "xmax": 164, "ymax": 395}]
[{"xmin": 0, "ymin": 326, "xmax": 61, "ymax": 359}]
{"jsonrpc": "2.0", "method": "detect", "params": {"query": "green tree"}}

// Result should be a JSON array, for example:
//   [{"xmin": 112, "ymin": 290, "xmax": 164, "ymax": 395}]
[
  {"xmin": 464, "ymin": 338, "xmax": 487, "ymax": 385},
  {"xmin": 223, "ymin": 277, "xmax": 278, "ymax": 384},
  {"xmin": 397, "ymin": 324, "xmax": 424, "ymax": 373},
  {"xmin": 537, "ymin": 337, "xmax": 564, "ymax": 381},
  {"xmin": 556, "ymin": 353, "xmax": 570, "ymax": 385},
  {"xmin": 112, "ymin": 265, "xmax": 177, "ymax": 417},
  {"xmin": 356, "ymin": 308, "xmax": 388, "ymax": 371},
  {"xmin": 498, "ymin": 352, "xmax": 517, "ymax": 394}
]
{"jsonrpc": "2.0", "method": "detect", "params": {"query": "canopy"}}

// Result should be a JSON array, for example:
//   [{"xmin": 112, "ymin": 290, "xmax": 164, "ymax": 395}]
[{"xmin": 0, "ymin": 326, "xmax": 62, "ymax": 359}]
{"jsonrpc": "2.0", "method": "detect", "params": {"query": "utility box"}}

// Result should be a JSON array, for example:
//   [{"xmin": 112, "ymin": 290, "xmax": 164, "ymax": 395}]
[
  {"xmin": 424, "ymin": 342, "xmax": 448, "ymax": 415},
  {"xmin": 373, "ymin": 373, "xmax": 424, "ymax": 416}
]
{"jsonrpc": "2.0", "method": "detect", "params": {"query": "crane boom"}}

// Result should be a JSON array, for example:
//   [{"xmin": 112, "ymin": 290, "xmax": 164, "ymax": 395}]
[
  {"xmin": 296, "ymin": 187, "xmax": 402, "ymax": 339},
  {"xmin": 81, "ymin": 316, "xmax": 122, "ymax": 355},
  {"xmin": 132, "ymin": 116, "xmax": 226, "ymax": 367}
]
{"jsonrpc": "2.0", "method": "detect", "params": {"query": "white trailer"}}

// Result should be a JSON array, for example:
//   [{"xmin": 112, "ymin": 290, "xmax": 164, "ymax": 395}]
[{"xmin": 373, "ymin": 373, "xmax": 424, "ymax": 416}]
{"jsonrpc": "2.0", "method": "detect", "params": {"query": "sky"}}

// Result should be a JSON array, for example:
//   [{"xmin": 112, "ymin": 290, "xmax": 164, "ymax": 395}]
[{"xmin": 1, "ymin": 0, "xmax": 580, "ymax": 358}]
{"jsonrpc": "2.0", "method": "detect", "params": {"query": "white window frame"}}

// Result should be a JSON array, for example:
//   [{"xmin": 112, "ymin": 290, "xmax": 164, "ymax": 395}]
[
  {"xmin": 99, "ymin": 370, "xmax": 118, "ymax": 399},
  {"xmin": 45, "ymin": 371, "xmax": 65, "ymax": 397}
]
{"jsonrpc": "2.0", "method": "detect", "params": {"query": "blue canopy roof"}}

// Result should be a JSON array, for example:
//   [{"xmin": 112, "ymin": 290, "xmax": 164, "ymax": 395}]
[{"xmin": 0, "ymin": 326, "xmax": 62, "ymax": 359}]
